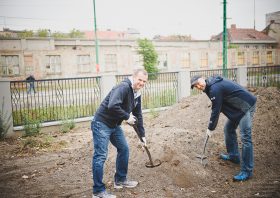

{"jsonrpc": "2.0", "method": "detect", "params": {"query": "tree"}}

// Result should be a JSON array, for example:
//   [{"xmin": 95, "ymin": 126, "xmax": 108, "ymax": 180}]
[
  {"xmin": 37, "ymin": 29, "xmax": 50, "ymax": 37},
  {"xmin": 69, "ymin": 28, "xmax": 84, "ymax": 38},
  {"xmin": 52, "ymin": 31, "xmax": 67, "ymax": 39},
  {"xmin": 18, "ymin": 30, "xmax": 34, "ymax": 38},
  {"xmin": 137, "ymin": 38, "xmax": 158, "ymax": 75}
]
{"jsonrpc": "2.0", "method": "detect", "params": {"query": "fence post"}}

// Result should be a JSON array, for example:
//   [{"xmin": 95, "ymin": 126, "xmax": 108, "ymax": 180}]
[
  {"xmin": 100, "ymin": 74, "xmax": 116, "ymax": 100},
  {"xmin": 178, "ymin": 70, "xmax": 191, "ymax": 100},
  {"xmin": 236, "ymin": 67, "xmax": 248, "ymax": 87},
  {"xmin": 0, "ymin": 80, "xmax": 14, "ymax": 137}
]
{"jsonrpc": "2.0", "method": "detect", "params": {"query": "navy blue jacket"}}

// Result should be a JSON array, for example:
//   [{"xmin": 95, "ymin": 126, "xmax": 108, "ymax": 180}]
[
  {"xmin": 94, "ymin": 78, "xmax": 145, "ymax": 137},
  {"xmin": 204, "ymin": 76, "xmax": 257, "ymax": 130}
]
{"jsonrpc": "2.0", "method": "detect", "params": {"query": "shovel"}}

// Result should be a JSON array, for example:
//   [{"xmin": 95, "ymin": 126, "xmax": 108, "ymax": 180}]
[
  {"xmin": 131, "ymin": 123, "xmax": 161, "ymax": 168},
  {"xmin": 196, "ymin": 134, "xmax": 209, "ymax": 167}
]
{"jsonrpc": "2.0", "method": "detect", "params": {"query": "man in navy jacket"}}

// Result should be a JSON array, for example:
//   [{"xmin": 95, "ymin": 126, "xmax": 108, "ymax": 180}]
[
  {"xmin": 91, "ymin": 69, "xmax": 148, "ymax": 198},
  {"xmin": 191, "ymin": 75, "xmax": 257, "ymax": 182}
]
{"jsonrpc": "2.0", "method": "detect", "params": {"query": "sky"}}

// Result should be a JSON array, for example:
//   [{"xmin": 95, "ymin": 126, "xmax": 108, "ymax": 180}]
[{"xmin": 0, "ymin": 0, "xmax": 280, "ymax": 40}]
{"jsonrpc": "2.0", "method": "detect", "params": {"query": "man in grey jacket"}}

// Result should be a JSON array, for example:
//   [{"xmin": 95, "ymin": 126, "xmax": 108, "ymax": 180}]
[
  {"xmin": 191, "ymin": 75, "xmax": 257, "ymax": 182},
  {"xmin": 91, "ymin": 69, "xmax": 148, "ymax": 198}
]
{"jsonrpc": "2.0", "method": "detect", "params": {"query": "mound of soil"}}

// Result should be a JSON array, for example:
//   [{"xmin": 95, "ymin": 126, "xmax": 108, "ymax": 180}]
[{"xmin": 0, "ymin": 87, "xmax": 279, "ymax": 198}]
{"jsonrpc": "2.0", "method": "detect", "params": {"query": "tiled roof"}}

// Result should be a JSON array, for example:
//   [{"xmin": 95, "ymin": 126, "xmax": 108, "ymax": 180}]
[{"xmin": 211, "ymin": 24, "xmax": 276, "ymax": 43}]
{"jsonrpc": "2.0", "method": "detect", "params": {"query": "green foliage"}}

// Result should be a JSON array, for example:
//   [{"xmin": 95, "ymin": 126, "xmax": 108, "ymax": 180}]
[
  {"xmin": 69, "ymin": 28, "xmax": 85, "ymax": 38},
  {"xmin": 144, "ymin": 89, "xmax": 177, "ymax": 109},
  {"xmin": 60, "ymin": 105, "xmax": 76, "ymax": 133},
  {"xmin": 37, "ymin": 29, "xmax": 50, "ymax": 37},
  {"xmin": 228, "ymin": 44, "xmax": 239, "ymax": 49},
  {"xmin": 0, "ymin": 97, "xmax": 12, "ymax": 140},
  {"xmin": 137, "ymin": 38, "xmax": 159, "ymax": 75},
  {"xmin": 18, "ymin": 30, "xmax": 34, "ymax": 38},
  {"xmin": 52, "ymin": 31, "xmax": 67, "ymax": 38},
  {"xmin": 23, "ymin": 114, "xmax": 42, "ymax": 137},
  {"xmin": 60, "ymin": 120, "xmax": 75, "ymax": 133}
]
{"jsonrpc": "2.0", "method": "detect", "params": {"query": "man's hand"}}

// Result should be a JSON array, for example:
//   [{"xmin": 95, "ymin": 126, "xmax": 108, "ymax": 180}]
[
  {"xmin": 141, "ymin": 137, "xmax": 147, "ymax": 147},
  {"xmin": 206, "ymin": 129, "xmax": 214, "ymax": 137},
  {"xmin": 127, "ymin": 113, "xmax": 136, "ymax": 125}
]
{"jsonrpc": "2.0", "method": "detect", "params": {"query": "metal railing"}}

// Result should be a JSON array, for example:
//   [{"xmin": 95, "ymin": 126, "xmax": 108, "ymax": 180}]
[
  {"xmin": 190, "ymin": 68, "xmax": 237, "ymax": 95},
  {"xmin": 116, "ymin": 72, "xmax": 179, "ymax": 109},
  {"xmin": 10, "ymin": 77, "xmax": 101, "ymax": 126},
  {"xmin": 247, "ymin": 65, "xmax": 280, "ymax": 87}
]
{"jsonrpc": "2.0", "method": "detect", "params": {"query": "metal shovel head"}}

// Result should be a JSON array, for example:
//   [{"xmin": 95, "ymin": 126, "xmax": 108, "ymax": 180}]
[
  {"xmin": 196, "ymin": 154, "xmax": 207, "ymax": 160},
  {"xmin": 145, "ymin": 159, "xmax": 162, "ymax": 168},
  {"xmin": 143, "ymin": 146, "xmax": 162, "ymax": 168}
]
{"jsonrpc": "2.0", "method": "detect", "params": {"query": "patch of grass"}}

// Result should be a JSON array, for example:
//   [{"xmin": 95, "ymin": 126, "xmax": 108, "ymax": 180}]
[{"xmin": 60, "ymin": 120, "xmax": 75, "ymax": 133}]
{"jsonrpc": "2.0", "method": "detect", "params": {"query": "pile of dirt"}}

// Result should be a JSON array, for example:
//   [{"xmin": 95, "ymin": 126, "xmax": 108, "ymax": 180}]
[{"xmin": 0, "ymin": 87, "xmax": 279, "ymax": 198}]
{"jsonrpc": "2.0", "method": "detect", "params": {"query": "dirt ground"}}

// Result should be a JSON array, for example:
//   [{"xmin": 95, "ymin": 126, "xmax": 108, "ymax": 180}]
[{"xmin": 0, "ymin": 87, "xmax": 280, "ymax": 198}]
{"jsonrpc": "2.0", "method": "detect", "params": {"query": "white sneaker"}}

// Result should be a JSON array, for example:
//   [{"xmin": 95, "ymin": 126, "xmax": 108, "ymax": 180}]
[
  {"xmin": 92, "ymin": 190, "xmax": 116, "ymax": 198},
  {"xmin": 114, "ymin": 179, "xmax": 138, "ymax": 189}
]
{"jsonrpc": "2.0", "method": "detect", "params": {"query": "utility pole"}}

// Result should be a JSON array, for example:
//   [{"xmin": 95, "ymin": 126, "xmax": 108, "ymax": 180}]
[
  {"xmin": 222, "ymin": 0, "xmax": 228, "ymax": 77},
  {"xmin": 254, "ymin": 0, "xmax": 256, "ymax": 30},
  {"xmin": 93, "ymin": 0, "xmax": 100, "ymax": 73}
]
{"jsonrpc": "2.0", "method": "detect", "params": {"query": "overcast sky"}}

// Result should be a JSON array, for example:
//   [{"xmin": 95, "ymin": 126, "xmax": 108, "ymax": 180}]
[{"xmin": 0, "ymin": 0, "xmax": 279, "ymax": 39}]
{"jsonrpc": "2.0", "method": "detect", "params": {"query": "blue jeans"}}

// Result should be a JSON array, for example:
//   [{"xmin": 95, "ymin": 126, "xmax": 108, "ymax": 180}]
[
  {"xmin": 91, "ymin": 119, "xmax": 129, "ymax": 193},
  {"xmin": 224, "ymin": 104, "xmax": 256, "ymax": 173},
  {"xmin": 27, "ymin": 82, "xmax": 36, "ymax": 94}
]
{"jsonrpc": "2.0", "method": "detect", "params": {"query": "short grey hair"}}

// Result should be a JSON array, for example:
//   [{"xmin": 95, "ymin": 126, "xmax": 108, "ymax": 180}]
[{"xmin": 133, "ymin": 68, "xmax": 148, "ymax": 76}]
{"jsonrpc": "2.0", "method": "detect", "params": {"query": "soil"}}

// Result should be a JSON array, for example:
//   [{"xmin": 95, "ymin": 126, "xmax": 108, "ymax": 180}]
[{"xmin": 0, "ymin": 87, "xmax": 280, "ymax": 198}]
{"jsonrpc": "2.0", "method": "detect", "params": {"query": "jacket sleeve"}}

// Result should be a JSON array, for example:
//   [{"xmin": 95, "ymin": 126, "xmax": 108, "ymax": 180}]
[
  {"xmin": 208, "ymin": 86, "xmax": 223, "ymax": 130},
  {"xmin": 132, "ymin": 96, "xmax": 145, "ymax": 137},
  {"xmin": 107, "ymin": 85, "xmax": 130, "ymax": 120}
]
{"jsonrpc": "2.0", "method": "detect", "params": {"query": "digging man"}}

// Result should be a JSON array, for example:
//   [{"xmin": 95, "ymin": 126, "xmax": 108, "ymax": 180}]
[
  {"xmin": 91, "ymin": 69, "xmax": 148, "ymax": 198},
  {"xmin": 191, "ymin": 75, "xmax": 257, "ymax": 182}
]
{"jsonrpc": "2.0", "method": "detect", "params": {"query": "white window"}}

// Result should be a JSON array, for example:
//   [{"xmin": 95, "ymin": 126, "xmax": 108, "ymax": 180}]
[
  {"xmin": 217, "ymin": 52, "xmax": 223, "ymax": 67},
  {"xmin": 200, "ymin": 52, "xmax": 208, "ymax": 68},
  {"xmin": 24, "ymin": 55, "xmax": 34, "ymax": 73},
  {"xmin": 181, "ymin": 52, "xmax": 190, "ymax": 68},
  {"xmin": 0, "ymin": 55, "xmax": 20, "ymax": 76},
  {"xmin": 158, "ymin": 53, "xmax": 168, "ymax": 69},
  {"xmin": 104, "ymin": 54, "xmax": 117, "ymax": 72},
  {"xmin": 252, "ymin": 51, "xmax": 260, "ymax": 65},
  {"xmin": 133, "ymin": 54, "xmax": 143, "ymax": 68},
  {"xmin": 46, "ymin": 55, "xmax": 61, "ymax": 74},
  {"xmin": 77, "ymin": 55, "xmax": 90, "ymax": 73}
]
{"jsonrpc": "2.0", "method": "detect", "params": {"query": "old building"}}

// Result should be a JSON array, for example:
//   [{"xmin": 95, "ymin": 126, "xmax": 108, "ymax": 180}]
[{"xmin": 0, "ymin": 26, "xmax": 279, "ymax": 80}]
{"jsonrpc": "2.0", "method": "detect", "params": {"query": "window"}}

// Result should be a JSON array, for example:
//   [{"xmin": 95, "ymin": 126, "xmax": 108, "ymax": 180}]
[
  {"xmin": 104, "ymin": 54, "xmax": 117, "ymax": 72},
  {"xmin": 237, "ymin": 51, "xmax": 245, "ymax": 65},
  {"xmin": 46, "ymin": 55, "xmax": 61, "ymax": 74},
  {"xmin": 77, "ymin": 55, "xmax": 90, "ymax": 73},
  {"xmin": 200, "ymin": 52, "xmax": 208, "ymax": 68},
  {"xmin": 231, "ymin": 52, "xmax": 236, "ymax": 67},
  {"xmin": 252, "ymin": 51, "xmax": 259, "ymax": 65},
  {"xmin": 217, "ymin": 52, "xmax": 223, "ymax": 67},
  {"xmin": 267, "ymin": 51, "xmax": 273, "ymax": 65},
  {"xmin": 133, "ymin": 54, "xmax": 143, "ymax": 68},
  {"xmin": 0, "ymin": 55, "xmax": 20, "ymax": 76},
  {"xmin": 24, "ymin": 55, "xmax": 34, "ymax": 73},
  {"xmin": 158, "ymin": 53, "xmax": 168, "ymax": 69},
  {"xmin": 181, "ymin": 52, "xmax": 190, "ymax": 68}
]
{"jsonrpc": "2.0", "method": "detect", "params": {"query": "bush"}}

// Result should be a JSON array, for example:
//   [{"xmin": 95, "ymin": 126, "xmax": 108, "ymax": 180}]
[
  {"xmin": 60, "ymin": 120, "xmax": 75, "ymax": 133},
  {"xmin": 23, "ymin": 114, "xmax": 42, "ymax": 137}
]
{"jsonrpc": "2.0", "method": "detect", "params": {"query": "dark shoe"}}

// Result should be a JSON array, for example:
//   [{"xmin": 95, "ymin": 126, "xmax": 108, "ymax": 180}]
[
  {"xmin": 233, "ymin": 171, "xmax": 252, "ymax": 182},
  {"xmin": 92, "ymin": 191, "xmax": 116, "ymax": 198},
  {"xmin": 114, "ymin": 179, "xmax": 138, "ymax": 189},
  {"xmin": 220, "ymin": 153, "xmax": 240, "ymax": 164}
]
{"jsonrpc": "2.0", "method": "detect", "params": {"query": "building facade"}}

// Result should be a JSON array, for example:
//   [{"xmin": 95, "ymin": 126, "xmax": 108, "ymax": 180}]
[{"xmin": 0, "ymin": 28, "xmax": 279, "ymax": 80}]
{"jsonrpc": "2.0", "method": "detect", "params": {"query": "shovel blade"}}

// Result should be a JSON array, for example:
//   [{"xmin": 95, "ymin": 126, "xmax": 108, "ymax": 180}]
[{"xmin": 145, "ymin": 159, "xmax": 162, "ymax": 168}]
